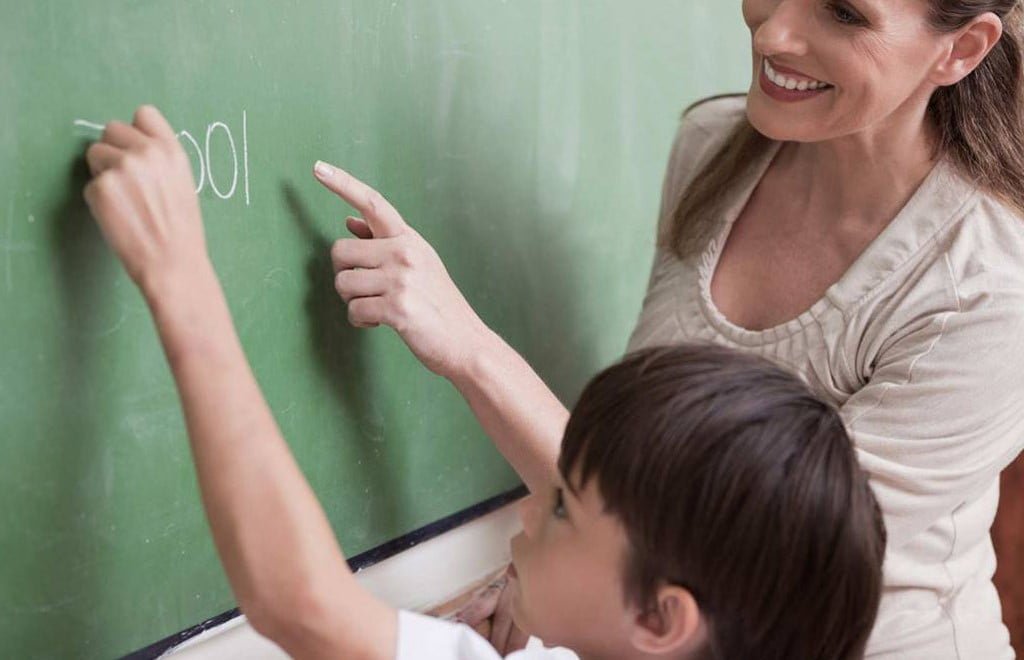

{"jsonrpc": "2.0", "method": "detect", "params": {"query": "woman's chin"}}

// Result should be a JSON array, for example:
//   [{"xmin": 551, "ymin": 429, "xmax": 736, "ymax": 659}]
[
  {"xmin": 746, "ymin": 94, "xmax": 833, "ymax": 143},
  {"xmin": 745, "ymin": 101, "xmax": 786, "ymax": 139}
]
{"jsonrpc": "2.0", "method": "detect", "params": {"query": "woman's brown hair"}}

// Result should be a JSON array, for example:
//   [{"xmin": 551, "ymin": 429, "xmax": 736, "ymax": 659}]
[
  {"xmin": 559, "ymin": 344, "xmax": 886, "ymax": 660},
  {"xmin": 667, "ymin": 1, "xmax": 1024, "ymax": 258}
]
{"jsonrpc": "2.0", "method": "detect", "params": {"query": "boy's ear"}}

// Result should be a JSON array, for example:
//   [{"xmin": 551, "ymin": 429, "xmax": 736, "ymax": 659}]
[
  {"xmin": 629, "ymin": 585, "xmax": 706, "ymax": 656},
  {"xmin": 930, "ymin": 11, "xmax": 1003, "ymax": 87}
]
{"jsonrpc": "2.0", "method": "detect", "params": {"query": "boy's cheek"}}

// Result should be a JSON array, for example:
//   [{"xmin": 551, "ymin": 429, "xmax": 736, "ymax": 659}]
[
  {"xmin": 504, "ymin": 561, "xmax": 537, "ymax": 636},
  {"xmin": 509, "ymin": 531, "xmax": 526, "ymax": 574},
  {"xmin": 508, "ymin": 532, "xmax": 550, "ymax": 635}
]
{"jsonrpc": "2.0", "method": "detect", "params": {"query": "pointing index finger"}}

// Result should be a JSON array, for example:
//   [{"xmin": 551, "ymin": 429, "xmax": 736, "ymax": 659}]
[{"xmin": 313, "ymin": 161, "xmax": 406, "ymax": 238}]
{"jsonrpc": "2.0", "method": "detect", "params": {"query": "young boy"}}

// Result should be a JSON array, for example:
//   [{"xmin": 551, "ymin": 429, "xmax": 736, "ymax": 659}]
[{"xmin": 83, "ymin": 106, "xmax": 885, "ymax": 659}]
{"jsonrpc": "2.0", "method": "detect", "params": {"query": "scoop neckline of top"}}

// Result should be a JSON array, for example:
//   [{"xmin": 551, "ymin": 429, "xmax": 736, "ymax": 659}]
[{"xmin": 694, "ymin": 136, "xmax": 974, "ymax": 346}]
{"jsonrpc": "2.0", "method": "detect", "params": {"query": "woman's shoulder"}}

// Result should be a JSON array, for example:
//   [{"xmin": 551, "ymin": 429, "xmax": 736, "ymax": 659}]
[
  {"xmin": 862, "ymin": 182, "xmax": 1024, "ymax": 349},
  {"xmin": 668, "ymin": 93, "xmax": 748, "ymax": 156},
  {"xmin": 681, "ymin": 93, "xmax": 749, "ymax": 133},
  {"xmin": 945, "ymin": 189, "xmax": 1024, "ymax": 293},
  {"xmin": 659, "ymin": 94, "xmax": 749, "ymax": 207}
]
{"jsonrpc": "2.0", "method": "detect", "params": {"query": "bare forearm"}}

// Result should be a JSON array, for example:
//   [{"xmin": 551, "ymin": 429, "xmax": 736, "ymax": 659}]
[
  {"xmin": 147, "ymin": 269, "xmax": 392, "ymax": 655},
  {"xmin": 450, "ymin": 326, "xmax": 569, "ymax": 494}
]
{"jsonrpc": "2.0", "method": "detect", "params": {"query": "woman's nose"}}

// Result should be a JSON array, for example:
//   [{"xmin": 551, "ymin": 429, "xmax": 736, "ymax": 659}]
[
  {"xmin": 517, "ymin": 493, "xmax": 540, "ymax": 538},
  {"xmin": 753, "ymin": 0, "xmax": 810, "ymax": 58}
]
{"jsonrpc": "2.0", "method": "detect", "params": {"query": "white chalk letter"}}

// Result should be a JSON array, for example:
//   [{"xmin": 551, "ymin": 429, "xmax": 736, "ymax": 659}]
[
  {"xmin": 205, "ymin": 122, "xmax": 238, "ymax": 200},
  {"xmin": 242, "ymin": 110, "xmax": 251, "ymax": 207},
  {"xmin": 177, "ymin": 130, "xmax": 206, "ymax": 194}
]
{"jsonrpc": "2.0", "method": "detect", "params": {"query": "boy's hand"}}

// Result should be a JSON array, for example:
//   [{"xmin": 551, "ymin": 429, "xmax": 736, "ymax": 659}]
[
  {"xmin": 314, "ymin": 161, "xmax": 491, "ymax": 379},
  {"xmin": 84, "ymin": 105, "xmax": 209, "ymax": 300},
  {"xmin": 455, "ymin": 568, "xmax": 529, "ymax": 653}
]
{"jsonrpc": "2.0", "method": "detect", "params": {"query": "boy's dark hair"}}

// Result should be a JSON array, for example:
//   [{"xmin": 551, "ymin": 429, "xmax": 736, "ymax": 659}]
[{"xmin": 558, "ymin": 343, "xmax": 886, "ymax": 660}]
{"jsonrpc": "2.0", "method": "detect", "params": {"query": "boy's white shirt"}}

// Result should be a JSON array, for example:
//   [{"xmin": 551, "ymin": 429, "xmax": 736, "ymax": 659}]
[{"xmin": 397, "ymin": 611, "xmax": 579, "ymax": 660}]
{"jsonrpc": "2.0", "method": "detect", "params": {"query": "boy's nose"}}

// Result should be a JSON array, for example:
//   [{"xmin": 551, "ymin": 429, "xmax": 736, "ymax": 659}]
[{"xmin": 517, "ymin": 493, "xmax": 540, "ymax": 538}]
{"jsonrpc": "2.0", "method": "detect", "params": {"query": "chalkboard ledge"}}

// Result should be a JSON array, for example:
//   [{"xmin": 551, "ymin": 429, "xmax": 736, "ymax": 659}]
[{"xmin": 128, "ymin": 486, "xmax": 527, "ymax": 659}]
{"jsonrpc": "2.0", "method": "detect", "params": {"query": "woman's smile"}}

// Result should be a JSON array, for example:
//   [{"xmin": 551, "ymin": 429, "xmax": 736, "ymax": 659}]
[{"xmin": 759, "ymin": 57, "xmax": 834, "ymax": 101}]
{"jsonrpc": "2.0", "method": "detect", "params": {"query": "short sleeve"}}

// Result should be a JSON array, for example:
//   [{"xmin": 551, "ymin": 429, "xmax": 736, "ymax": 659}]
[
  {"xmin": 652, "ymin": 98, "xmax": 740, "ymax": 242},
  {"xmin": 396, "ymin": 611, "xmax": 578, "ymax": 660},
  {"xmin": 841, "ymin": 297, "xmax": 1024, "ymax": 549}
]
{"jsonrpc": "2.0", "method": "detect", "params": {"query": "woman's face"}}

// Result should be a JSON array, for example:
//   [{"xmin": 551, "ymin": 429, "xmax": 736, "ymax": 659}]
[{"xmin": 742, "ymin": 0, "xmax": 950, "ymax": 143}]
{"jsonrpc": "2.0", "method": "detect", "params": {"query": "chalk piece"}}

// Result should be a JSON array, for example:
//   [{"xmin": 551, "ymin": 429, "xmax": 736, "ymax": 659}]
[{"xmin": 72, "ymin": 119, "xmax": 104, "ymax": 138}]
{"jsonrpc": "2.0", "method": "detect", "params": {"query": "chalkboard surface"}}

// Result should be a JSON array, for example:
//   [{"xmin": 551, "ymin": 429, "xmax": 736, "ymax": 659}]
[{"xmin": 0, "ymin": 2, "xmax": 748, "ymax": 657}]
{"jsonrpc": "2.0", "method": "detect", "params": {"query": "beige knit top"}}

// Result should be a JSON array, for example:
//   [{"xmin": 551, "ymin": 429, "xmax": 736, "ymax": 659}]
[{"xmin": 626, "ymin": 95, "xmax": 1024, "ymax": 659}]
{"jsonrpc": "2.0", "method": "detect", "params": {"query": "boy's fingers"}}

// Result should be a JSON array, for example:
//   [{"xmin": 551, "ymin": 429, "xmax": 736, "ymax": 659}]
[
  {"xmin": 346, "ymin": 216, "xmax": 373, "ymax": 240},
  {"xmin": 507, "ymin": 625, "xmax": 530, "ymax": 652},
  {"xmin": 490, "ymin": 580, "xmax": 515, "ymax": 652},
  {"xmin": 346, "ymin": 296, "xmax": 387, "ymax": 328},
  {"xmin": 83, "ymin": 174, "xmax": 114, "ymax": 215},
  {"xmin": 83, "ymin": 173, "xmax": 133, "ymax": 240},
  {"xmin": 313, "ymin": 161, "xmax": 406, "ymax": 238},
  {"xmin": 82, "ymin": 179, "xmax": 100, "ymax": 213},
  {"xmin": 454, "ymin": 579, "xmax": 504, "ymax": 626},
  {"xmin": 491, "ymin": 612, "xmax": 513, "ymax": 653},
  {"xmin": 133, "ymin": 105, "xmax": 177, "ymax": 141},
  {"xmin": 334, "ymin": 268, "xmax": 388, "ymax": 303},
  {"xmin": 86, "ymin": 142, "xmax": 123, "ymax": 176},
  {"xmin": 471, "ymin": 619, "xmax": 492, "ymax": 640},
  {"xmin": 331, "ymin": 238, "xmax": 389, "ymax": 271},
  {"xmin": 102, "ymin": 120, "xmax": 147, "ymax": 150}
]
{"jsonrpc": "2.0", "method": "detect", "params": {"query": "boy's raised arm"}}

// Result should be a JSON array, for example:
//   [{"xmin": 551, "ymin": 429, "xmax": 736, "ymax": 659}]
[{"xmin": 83, "ymin": 105, "xmax": 395, "ymax": 660}]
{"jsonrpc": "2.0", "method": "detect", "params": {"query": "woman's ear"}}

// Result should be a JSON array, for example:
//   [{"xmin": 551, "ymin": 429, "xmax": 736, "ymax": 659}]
[
  {"xmin": 931, "ymin": 12, "xmax": 1003, "ymax": 87},
  {"xmin": 629, "ymin": 585, "xmax": 706, "ymax": 656}
]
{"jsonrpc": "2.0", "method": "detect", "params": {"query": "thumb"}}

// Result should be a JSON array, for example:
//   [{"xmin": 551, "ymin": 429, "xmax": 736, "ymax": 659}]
[
  {"xmin": 313, "ymin": 160, "xmax": 407, "ymax": 238},
  {"xmin": 346, "ymin": 216, "xmax": 373, "ymax": 239}
]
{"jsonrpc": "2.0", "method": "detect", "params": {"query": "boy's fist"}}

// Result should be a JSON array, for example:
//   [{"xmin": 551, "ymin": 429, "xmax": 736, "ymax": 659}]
[{"xmin": 84, "ymin": 105, "xmax": 208, "ymax": 297}]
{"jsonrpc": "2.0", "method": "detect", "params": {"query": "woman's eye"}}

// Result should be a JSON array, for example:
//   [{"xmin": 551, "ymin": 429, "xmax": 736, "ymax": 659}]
[
  {"xmin": 826, "ymin": 1, "xmax": 863, "ymax": 25},
  {"xmin": 552, "ymin": 488, "xmax": 568, "ymax": 519}
]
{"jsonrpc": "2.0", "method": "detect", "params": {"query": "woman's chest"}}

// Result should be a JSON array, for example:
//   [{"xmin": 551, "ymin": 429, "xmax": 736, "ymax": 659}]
[
  {"xmin": 630, "ymin": 251, "xmax": 863, "ymax": 407},
  {"xmin": 710, "ymin": 184, "xmax": 886, "ymax": 332}
]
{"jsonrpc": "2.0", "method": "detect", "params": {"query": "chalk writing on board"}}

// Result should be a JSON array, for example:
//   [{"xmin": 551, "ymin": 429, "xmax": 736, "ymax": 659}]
[
  {"xmin": 205, "ymin": 122, "xmax": 237, "ymax": 200},
  {"xmin": 73, "ymin": 119, "xmax": 105, "ymax": 132},
  {"xmin": 73, "ymin": 111, "xmax": 251, "ymax": 206},
  {"xmin": 177, "ymin": 129, "xmax": 206, "ymax": 194}
]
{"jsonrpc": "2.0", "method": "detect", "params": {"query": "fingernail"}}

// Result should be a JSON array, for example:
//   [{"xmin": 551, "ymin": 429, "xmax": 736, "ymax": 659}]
[{"xmin": 314, "ymin": 160, "xmax": 333, "ymax": 179}]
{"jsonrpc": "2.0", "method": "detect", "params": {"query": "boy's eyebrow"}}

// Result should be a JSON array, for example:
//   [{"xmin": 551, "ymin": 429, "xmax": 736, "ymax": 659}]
[
  {"xmin": 559, "ymin": 480, "xmax": 583, "ymax": 516},
  {"xmin": 560, "ymin": 469, "xmax": 581, "ymax": 497}
]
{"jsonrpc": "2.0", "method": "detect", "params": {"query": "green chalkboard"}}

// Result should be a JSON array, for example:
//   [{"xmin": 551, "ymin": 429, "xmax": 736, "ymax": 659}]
[{"xmin": 0, "ymin": 2, "xmax": 749, "ymax": 657}]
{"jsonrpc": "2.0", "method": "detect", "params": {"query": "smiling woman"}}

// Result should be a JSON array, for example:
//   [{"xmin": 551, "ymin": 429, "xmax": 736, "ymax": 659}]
[
  {"xmin": 672, "ymin": 0, "xmax": 1024, "ymax": 259},
  {"xmin": 619, "ymin": 0, "xmax": 1024, "ymax": 657},
  {"xmin": 453, "ymin": 1, "xmax": 1024, "ymax": 658}
]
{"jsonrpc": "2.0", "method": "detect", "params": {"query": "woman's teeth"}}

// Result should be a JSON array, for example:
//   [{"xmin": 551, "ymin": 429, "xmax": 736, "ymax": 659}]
[{"xmin": 764, "ymin": 59, "xmax": 833, "ymax": 91}]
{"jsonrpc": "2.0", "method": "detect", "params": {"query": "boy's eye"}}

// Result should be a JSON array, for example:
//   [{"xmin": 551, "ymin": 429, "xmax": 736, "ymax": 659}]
[
  {"xmin": 552, "ymin": 488, "xmax": 568, "ymax": 519},
  {"xmin": 825, "ymin": 1, "xmax": 864, "ymax": 26}
]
